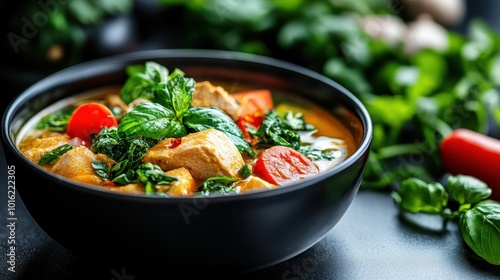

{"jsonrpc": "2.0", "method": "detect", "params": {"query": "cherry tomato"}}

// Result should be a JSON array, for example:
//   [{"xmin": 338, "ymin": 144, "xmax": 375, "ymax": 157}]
[
  {"xmin": 232, "ymin": 89, "xmax": 274, "ymax": 117},
  {"xmin": 66, "ymin": 102, "xmax": 118, "ymax": 146},
  {"xmin": 253, "ymin": 146, "xmax": 319, "ymax": 185},
  {"xmin": 440, "ymin": 129, "xmax": 500, "ymax": 201}
]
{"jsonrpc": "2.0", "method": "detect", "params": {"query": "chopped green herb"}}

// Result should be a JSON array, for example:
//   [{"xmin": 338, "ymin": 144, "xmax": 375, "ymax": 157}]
[
  {"xmin": 199, "ymin": 176, "xmax": 239, "ymax": 196},
  {"xmin": 35, "ymin": 108, "xmax": 73, "ymax": 132},
  {"xmin": 239, "ymin": 164, "xmax": 252, "ymax": 179},
  {"xmin": 38, "ymin": 144, "xmax": 74, "ymax": 165}
]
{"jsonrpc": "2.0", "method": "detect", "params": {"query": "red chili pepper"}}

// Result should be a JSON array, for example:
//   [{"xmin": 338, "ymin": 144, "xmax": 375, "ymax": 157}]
[
  {"xmin": 440, "ymin": 129, "xmax": 500, "ymax": 201},
  {"xmin": 169, "ymin": 138, "xmax": 182, "ymax": 148}
]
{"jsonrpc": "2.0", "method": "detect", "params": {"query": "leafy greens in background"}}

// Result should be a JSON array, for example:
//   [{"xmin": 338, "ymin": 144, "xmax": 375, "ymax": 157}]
[
  {"xmin": 8, "ymin": 0, "xmax": 133, "ymax": 69},
  {"xmin": 159, "ymin": 0, "xmax": 500, "ymax": 190}
]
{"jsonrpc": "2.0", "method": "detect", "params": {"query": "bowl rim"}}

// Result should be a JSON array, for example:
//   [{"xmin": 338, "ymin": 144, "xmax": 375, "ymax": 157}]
[{"xmin": 2, "ymin": 49, "xmax": 373, "ymax": 203}]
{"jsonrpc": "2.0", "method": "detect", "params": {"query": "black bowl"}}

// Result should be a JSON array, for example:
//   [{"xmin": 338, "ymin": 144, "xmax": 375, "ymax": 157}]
[{"xmin": 1, "ymin": 49, "xmax": 372, "ymax": 274}]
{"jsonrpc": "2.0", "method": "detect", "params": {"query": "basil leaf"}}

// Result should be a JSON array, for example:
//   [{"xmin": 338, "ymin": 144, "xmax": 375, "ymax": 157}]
[
  {"xmin": 184, "ymin": 107, "xmax": 255, "ymax": 157},
  {"xmin": 121, "ymin": 61, "xmax": 170, "ymax": 104},
  {"xmin": 459, "ymin": 200, "xmax": 500, "ymax": 265},
  {"xmin": 38, "ymin": 144, "xmax": 74, "ymax": 165},
  {"xmin": 391, "ymin": 177, "xmax": 448, "ymax": 214},
  {"xmin": 153, "ymin": 75, "xmax": 195, "ymax": 118},
  {"xmin": 447, "ymin": 175, "xmax": 492, "ymax": 206},
  {"xmin": 118, "ymin": 103, "xmax": 186, "ymax": 140}
]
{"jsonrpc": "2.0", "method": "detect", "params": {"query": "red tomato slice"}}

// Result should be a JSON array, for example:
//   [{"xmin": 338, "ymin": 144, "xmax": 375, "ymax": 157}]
[
  {"xmin": 253, "ymin": 146, "xmax": 319, "ymax": 185},
  {"xmin": 232, "ymin": 89, "xmax": 274, "ymax": 117},
  {"xmin": 66, "ymin": 102, "xmax": 118, "ymax": 146},
  {"xmin": 440, "ymin": 129, "xmax": 500, "ymax": 201}
]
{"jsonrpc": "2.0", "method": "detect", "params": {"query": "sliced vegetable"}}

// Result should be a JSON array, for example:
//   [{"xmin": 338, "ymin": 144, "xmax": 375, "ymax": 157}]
[
  {"xmin": 236, "ymin": 113, "xmax": 265, "ymax": 143},
  {"xmin": 232, "ymin": 89, "xmax": 274, "ymax": 117},
  {"xmin": 66, "ymin": 102, "xmax": 118, "ymax": 146},
  {"xmin": 440, "ymin": 129, "xmax": 500, "ymax": 201},
  {"xmin": 253, "ymin": 146, "xmax": 318, "ymax": 185}
]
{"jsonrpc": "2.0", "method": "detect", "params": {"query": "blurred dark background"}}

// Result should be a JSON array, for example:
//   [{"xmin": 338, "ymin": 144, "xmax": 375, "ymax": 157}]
[{"xmin": 0, "ymin": 0, "xmax": 497, "ymax": 100}]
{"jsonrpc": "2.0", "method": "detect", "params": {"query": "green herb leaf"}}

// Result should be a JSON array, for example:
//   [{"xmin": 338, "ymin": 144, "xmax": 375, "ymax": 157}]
[
  {"xmin": 199, "ymin": 176, "xmax": 239, "ymax": 196},
  {"xmin": 135, "ymin": 163, "xmax": 177, "ymax": 194},
  {"xmin": 447, "ymin": 175, "xmax": 492, "ymax": 206},
  {"xmin": 92, "ymin": 159, "xmax": 110, "ymax": 180},
  {"xmin": 91, "ymin": 127, "xmax": 127, "ymax": 161},
  {"xmin": 283, "ymin": 111, "xmax": 315, "ymax": 131},
  {"xmin": 121, "ymin": 61, "xmax": 170, "ymax": 104},
  {"xmin": 35, "ymin": 108, "xmax": 73, "ymax": 132},
  {"xmin": 38, "ymin": 144, "xmax": 74, "ymax": 165},
  {"xmin": 459, "ymin": 200, "xmax": 500, "ymax": 265},
  {"xmin": 184, "ymin": 107, "xmax": 255, "ymax": 156},
  {"xmin": 153, "ymin": 75, "xmax": 195, "ymax": 118},
  {"xmin": 391, "ymin": 177, "xmax": 448, "ymax": 214},
  {"xmin": 118, "ymin": 103, "xmax": 186, "ymax": 139},
  {"xmin": 299, "ymin": 145, "xmax": 337, "ymax": 161},
  {"xmin": 251, "ymin": 110, "xmax": 300, "ymax": 150},
  {"xmin": 239, "ymin": 164, "xmax": 251, "ymax": 179}
]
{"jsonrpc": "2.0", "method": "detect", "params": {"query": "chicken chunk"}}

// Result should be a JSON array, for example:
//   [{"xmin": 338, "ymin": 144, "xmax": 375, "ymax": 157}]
[
  {"xmin": 109, "ymin": 184, "xmax": 145, "ymax": 194},
  {"xmin": 235, "ymin": 175, "xmax": 276, "ymax": 193},
  {"xmin": 51, "ymin": 146, "xmax": 115, "ymax": 185},
  {"xmin": 18, "ymin": 132, "xmax": 71, "ymax": 167},
  {"xmin": 192, "ymin": 81, "xmax": 242, "ymax": 120},
  {"xmin": 143, "ymin": 129, "xmax": 245, "ymax": 181},
  {"xmin": 158, "ymin": 167, "xmax": 197, "ymax": 196},
  {"xmin": 110, "ymin": 167, "xmax": 197, "ymax": 196}
]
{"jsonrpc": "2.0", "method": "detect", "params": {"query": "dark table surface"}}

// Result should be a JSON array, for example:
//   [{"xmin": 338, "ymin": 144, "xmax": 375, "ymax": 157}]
[{"xmin": 1, "ymin": 141, "xmax": 500, "ymax": 280}]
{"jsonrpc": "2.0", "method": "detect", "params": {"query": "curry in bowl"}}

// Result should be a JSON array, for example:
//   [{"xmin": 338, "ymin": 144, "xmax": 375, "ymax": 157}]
[{"xmin": 17, "ymin": 61, "xmax": 357, "ymax": 196}]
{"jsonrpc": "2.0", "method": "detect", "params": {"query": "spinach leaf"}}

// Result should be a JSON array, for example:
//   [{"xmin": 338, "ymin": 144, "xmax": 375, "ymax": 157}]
[
  {"xmin": 251, "ymin": 110, "xmax": 300, "ymax": 150},
  {"xmin": 118, "ymin": 103, "xmax": 187, "ymax": 140},
  {"xmin": 92, "ymin": 159, "xmax": 110, "ymax": 180},
  {"xmin": 91, "ymin": 126, "xmax": 158, "ymax": 184},
  {"xmin": 91, "ymin": 127, "xmax": 127, "ymax": 161},
  {"xmin": 459, "ymin": 200, "xmax": 500, "ymax": 265},
  {"xmin": 199, "ymin": 176, "xmax": 239, "ymax": 196},
  {"xmin": 391, "ymin": 177, "xmax": 448, "ymax": 214},
  {"xmin": 38, "ymin": 144, "xmax": 74, "ymax": 165},
  {"xmin": 135, "ymin": 163, "xmax": 178, "ymax": 194},
  {"xmin": 35, "ymin": 108, "xmax": 73, "ymax": 132},
  {"xmin": 121, "ymin": 61, "xmax": 170, "ymax": 104},
  {"xmin": 447, "ymin": 175, "xmax": 492, "ymax": 206},
  {"xmin": 184, "ymin": 107, "xmax": 255, "ymax": 157}
]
